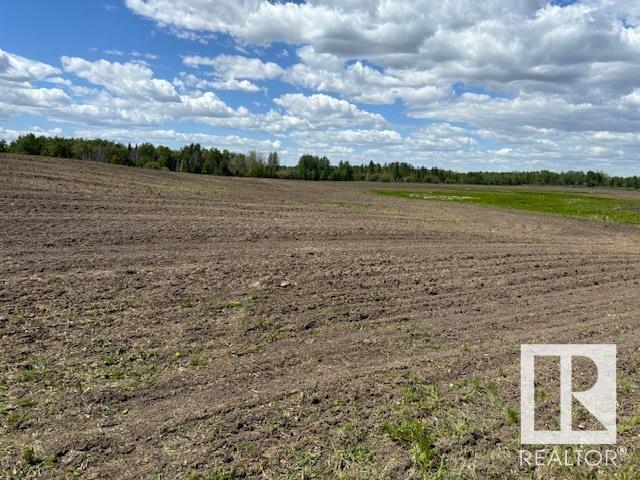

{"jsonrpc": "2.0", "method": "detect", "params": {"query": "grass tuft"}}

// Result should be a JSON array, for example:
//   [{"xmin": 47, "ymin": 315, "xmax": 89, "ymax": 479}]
[{"xmin": 384, "ymin": 419, "xmax": 439, "ymax": 473}]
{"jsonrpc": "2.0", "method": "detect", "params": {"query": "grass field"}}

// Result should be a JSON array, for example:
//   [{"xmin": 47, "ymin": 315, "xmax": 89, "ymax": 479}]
[
  {"xmin": 2, "ymin": 155, "xmax": 640, "ymax": 479},
  {"xmin": 375, "ymin": 189, "xmax": 640, "ymax": 225}
]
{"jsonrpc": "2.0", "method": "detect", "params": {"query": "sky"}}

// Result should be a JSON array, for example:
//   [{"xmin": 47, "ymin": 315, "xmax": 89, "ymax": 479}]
[{"xmin": 1, "ymin": 1, "xmax": 640, "ymax": 174}]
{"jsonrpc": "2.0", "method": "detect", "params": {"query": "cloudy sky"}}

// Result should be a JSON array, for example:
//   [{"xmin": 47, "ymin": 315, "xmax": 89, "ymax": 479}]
[{"xmin": 2, "ymin": 0, "xmax": 640, "ymax": 174}]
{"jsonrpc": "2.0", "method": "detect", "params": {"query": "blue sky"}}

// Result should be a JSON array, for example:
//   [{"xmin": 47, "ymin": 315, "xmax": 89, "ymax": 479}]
[{"xmin": 1, "ymin": 0, "xmax": 640, "ymax": 174}]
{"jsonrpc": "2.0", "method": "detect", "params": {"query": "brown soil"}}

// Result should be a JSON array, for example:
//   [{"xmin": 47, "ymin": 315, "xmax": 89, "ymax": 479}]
[{"xmin": 2, "ymin": 154, "xmax": 640, "ymax": 479}]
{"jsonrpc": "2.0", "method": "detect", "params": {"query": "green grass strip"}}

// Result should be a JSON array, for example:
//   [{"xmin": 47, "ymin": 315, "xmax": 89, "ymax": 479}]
[{"xmin": 374, "ymin": 188, "xmax": 640, "ymax": 225}]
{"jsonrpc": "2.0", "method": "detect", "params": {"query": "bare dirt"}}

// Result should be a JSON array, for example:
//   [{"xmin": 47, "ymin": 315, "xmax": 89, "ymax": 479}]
[{"xmin": 2, "ymin": 154, "xmax": 640, "ymax": 479}]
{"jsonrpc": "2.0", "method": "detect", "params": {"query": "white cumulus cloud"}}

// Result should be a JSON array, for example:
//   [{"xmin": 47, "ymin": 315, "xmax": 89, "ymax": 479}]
[
  {"xmin": 62, "ymin": 57, "xmax": 179, "ymax": 102},
  {"xmin": 182, "ymin": 54, "xmax": 284, "ymax": 80}
]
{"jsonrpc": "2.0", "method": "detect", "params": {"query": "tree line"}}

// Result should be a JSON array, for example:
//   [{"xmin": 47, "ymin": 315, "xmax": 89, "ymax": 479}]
[{"xmin": 1, "ymin": 133, "xmax": 639, "ymax": 188}]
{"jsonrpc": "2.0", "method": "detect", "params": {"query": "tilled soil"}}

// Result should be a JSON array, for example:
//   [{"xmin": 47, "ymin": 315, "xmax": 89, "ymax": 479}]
[{"xmin": 1, "ymin": 154, "xmax": 640, "ymax": 479}]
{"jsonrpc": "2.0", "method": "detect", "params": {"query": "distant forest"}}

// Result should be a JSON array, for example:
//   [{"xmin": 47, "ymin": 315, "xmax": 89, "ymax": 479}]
[{"xmin": 1, "ymin": 133, "xmax": 639, "ymax": 188}]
